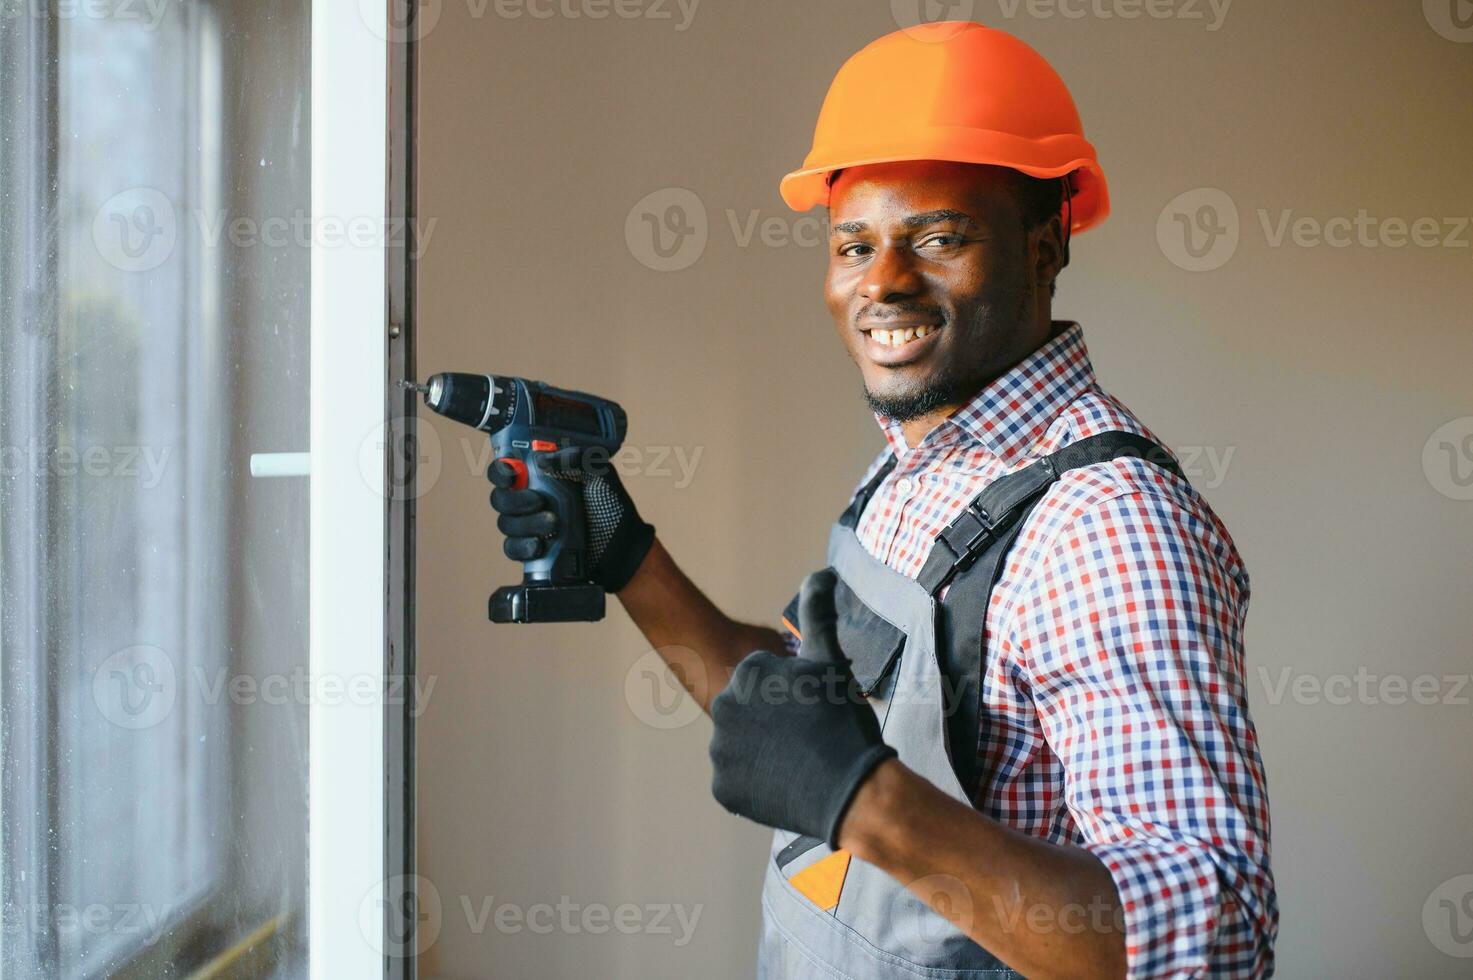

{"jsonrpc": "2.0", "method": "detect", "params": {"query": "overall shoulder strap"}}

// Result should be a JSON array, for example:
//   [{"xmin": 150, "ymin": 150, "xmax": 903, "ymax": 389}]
[
  {"xmin": 838, "ymin": 454, "xmax": 898, "ymax": 529},
  {"xmin": 918, "ymin": 431, "xmax": 1183, "ymax": 595}
]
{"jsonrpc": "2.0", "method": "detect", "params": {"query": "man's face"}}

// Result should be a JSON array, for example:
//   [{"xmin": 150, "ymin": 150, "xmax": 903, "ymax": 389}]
[{"xmin": 824, "ymin": 160, "xmax": 1057, "ymax": 422}]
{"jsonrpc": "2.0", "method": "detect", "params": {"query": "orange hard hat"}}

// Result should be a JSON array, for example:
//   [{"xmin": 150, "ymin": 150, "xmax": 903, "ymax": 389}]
[{"xmin": 779, "ymin": 21, "xmax": 1109, "ymax": 235}]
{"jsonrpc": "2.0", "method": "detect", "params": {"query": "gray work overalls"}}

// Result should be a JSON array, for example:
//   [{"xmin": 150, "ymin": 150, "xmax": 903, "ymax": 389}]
[{"xmin": 757, "ymin": 431, "xmax": 1184, "ymax": 980}]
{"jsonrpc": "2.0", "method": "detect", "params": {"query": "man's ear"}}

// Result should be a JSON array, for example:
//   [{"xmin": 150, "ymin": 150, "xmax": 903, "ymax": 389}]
[{"xmin": 1032, "ymin": 212, "xmax": 1067, "ymax": 294}]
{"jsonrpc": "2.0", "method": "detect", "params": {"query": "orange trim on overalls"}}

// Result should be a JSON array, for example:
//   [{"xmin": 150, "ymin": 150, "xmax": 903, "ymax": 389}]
[{"xmin": 788, "ymin": 851, "xmax": 852, "ymax": 912}]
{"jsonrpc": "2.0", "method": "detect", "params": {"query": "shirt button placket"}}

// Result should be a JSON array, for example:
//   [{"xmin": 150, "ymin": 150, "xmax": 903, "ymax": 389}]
[{"xmin": 888, "ymin": 473, "xmax": 921, "ymax": 567}]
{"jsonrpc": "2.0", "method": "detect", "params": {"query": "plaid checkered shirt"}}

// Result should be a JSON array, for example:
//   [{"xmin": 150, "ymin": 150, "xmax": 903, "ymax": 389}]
[{"xmin": 794, "ymin": 321, "xmax": 1277, "ymax": 978}]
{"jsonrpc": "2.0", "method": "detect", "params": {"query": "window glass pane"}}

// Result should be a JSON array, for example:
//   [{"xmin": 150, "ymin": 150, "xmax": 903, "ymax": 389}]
[{"xmin": 2, "ymin": 2, "xmax": 312, "ymax": 976}]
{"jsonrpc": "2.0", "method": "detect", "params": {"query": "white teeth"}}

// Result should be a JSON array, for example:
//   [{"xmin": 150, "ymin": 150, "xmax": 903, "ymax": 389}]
[{"xmin": 871, "ymin": 324, "xmax": 936, "ymax": 347}]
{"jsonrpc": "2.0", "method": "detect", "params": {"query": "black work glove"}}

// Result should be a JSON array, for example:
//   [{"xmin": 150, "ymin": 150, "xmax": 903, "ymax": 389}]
[
  {"xmin": 708, "ymin": 568, "xmax": 897, "ymax": 846},
  {"xmin": 486, "ymin": 445, "xmax": 655, "ymax": 593}
]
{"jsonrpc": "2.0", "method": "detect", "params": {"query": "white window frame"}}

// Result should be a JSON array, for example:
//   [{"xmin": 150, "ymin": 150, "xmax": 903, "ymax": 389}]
[
  {"xmin": 310, "ymin": 0, "xmax": 390, "ymax": 973},
  {"xmin": 2, "ymin": 1, "xmax": 407, "ymax": 973}
]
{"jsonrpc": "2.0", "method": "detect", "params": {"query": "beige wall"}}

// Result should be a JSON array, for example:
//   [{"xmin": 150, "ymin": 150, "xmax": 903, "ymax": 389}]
[{"xmin": 416, "ymin": 3, "xmax": 1473, "ymax": 977}]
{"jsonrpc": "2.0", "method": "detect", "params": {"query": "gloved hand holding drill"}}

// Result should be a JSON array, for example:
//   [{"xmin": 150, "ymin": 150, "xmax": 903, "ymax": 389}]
[
  {"xmin": 487, "ymin": 445, "xmax": 655, "ymax": 594},
  {"xmin": 406, "ymin": 370, "xmax": 656, "ymax": 622}
]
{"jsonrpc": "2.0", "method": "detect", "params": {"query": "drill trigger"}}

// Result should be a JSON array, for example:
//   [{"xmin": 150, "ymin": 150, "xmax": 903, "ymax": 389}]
[{"xmin": 498, "ymin": 456, "xmax": 529, "ymax": 491}]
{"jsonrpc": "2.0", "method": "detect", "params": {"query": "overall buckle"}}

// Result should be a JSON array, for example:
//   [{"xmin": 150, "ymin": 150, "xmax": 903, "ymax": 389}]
[
  {"xmin": 939, "ymin": 502, "xmax": 996, "ymax": 581},
  {"xmin": 960, "ymin": 501, "xmax": 996, "ymax": 553}
]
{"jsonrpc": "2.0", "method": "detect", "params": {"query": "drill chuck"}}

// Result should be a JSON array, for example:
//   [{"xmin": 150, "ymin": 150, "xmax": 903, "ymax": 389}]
[{"xmin": 421, "ymin": 372, "xmax": 505, "ymax": 431}]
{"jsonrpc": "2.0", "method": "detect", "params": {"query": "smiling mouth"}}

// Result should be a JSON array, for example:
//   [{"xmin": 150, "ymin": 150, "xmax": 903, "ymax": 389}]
[
  {"xmin": 865, "ymin": 323, "xmax": 939, "ymax": 347},
  {"xmin": 858, "ymin": 320, "xmax": 943, "ymax": 365}
]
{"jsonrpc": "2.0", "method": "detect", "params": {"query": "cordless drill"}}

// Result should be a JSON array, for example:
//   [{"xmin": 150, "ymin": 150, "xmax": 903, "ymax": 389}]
[{"xmin": 402, "ymin": 373, "xmax": 628, "ymax": 623}]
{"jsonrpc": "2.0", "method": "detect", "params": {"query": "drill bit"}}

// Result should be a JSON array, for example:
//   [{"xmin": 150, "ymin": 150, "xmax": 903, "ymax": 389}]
[{"xmin": 398, "ymin": 379, "xmax": 429, "ymax": 395}]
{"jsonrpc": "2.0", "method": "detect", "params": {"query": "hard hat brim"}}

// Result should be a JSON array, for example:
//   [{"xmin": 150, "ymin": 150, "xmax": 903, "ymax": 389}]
[{"xmin": 779, "ymin": 130, "xmax": 1109, "ymax": 234}]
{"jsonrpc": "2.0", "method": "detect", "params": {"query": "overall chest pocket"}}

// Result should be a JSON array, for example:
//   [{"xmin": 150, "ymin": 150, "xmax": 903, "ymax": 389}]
[{"xmin": 781, "ymin": 577, "xmax": 907, "ymax": 699}]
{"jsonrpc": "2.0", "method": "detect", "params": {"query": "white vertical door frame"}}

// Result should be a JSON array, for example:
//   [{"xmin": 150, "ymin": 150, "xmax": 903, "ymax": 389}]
[{"xmin": 310, "ymin": 0, "xmax": 388, "ymax": 974}]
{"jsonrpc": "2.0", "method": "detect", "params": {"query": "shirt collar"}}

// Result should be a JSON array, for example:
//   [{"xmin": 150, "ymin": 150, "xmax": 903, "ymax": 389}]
[{"xmin": 876, "ymin": 321, "xmax": 1097, "ymax": 467}]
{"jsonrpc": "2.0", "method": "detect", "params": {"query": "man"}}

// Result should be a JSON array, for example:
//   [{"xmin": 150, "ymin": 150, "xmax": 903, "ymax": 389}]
[{"xmin": 489, "ymin": 21, "xmax": 1276, "ymax": 980}]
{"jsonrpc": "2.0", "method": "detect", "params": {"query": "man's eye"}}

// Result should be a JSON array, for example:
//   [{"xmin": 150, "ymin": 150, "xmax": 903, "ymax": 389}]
[
  {"xmin": 837, "ymin": 242, "xmax": 873, "ymax": 258},
  {"xmin": 920, "ymin": 233, "xmax": 964, "ymax": 249}
]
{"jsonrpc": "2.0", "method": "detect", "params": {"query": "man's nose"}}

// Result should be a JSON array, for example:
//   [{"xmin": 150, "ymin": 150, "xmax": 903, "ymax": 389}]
[{"xmin": 861, "ymin": 245, "xmax": 922, "ymax": 303}]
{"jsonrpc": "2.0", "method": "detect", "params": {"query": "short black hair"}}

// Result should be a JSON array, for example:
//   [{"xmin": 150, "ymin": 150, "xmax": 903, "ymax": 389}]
[{"xmin": 825, "ymin": 165, "xmax": 1072, "ymax": 298}]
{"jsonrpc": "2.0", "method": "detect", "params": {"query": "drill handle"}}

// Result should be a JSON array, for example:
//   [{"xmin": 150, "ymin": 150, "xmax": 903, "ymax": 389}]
[{"xmin": 509, "ymin": 447, "xmax": 590, "ymax": 586}]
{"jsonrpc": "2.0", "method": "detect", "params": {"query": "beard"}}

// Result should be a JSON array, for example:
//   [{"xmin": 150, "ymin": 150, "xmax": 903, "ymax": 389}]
[{"xmin": 862, "ymin": 368, "xmax": 967, "ymax": 422}]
